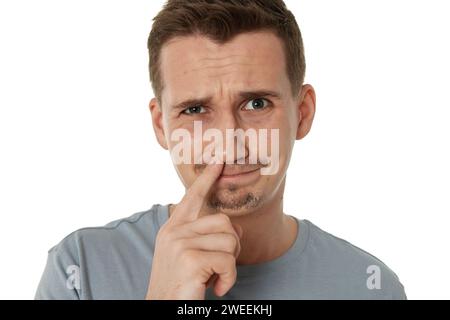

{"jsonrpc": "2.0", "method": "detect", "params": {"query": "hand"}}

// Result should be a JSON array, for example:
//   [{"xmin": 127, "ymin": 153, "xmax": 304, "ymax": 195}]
[{"xmin": 145, "ymin": 162, "xmax": 243, "ymax": 300}]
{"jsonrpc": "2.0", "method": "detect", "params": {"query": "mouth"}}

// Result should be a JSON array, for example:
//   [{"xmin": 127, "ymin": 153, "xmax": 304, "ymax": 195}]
[
  {"xmin": 216, "ymin": 165, "xmax": 262, "ymax": 186},
  {"xmin": 220, "ymin": 167, "xmax": 261, "ymax": 177}
]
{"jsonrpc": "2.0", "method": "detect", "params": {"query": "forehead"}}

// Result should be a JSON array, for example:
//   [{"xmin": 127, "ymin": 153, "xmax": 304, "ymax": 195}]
[{"xmin": 159, "ymin": 31, "xmax": 289, "ymax": 106}]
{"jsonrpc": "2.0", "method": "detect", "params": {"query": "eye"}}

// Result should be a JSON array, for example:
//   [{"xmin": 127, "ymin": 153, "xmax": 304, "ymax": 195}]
[
  {"xmin": 182, "ymin": 105, "xmax": 206, "ymax": 115},
  {"xmin": 242, "ymin": 98, "xmax": 270, "ymax": 111}
]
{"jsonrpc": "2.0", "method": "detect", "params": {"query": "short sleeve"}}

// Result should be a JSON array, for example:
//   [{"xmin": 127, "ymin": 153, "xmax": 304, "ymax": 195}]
[
  {"xmin": 391, "ymin": 278, "xmax": 407, "ymax": 300},
  {"xmin": 35, "ymin": 242, "xmax": 81, "ymax": 300}
]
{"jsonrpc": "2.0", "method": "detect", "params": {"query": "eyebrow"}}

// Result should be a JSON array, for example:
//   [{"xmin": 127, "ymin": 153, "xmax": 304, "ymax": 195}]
[{"xmin": 171, "ymin": 89, "xmax": 282, "ymax": 110}]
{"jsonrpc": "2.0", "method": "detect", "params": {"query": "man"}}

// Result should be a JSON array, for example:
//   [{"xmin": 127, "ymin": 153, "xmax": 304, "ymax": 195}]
[{"xmin": 35, "ymin": 0, "xmax": 406, "ymax": 299}]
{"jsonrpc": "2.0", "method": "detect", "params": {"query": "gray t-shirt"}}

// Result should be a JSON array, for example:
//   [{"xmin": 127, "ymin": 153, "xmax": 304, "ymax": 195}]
[{"xmin": 35, "ymin": 204, "xmax": 406, "ymax": 299}]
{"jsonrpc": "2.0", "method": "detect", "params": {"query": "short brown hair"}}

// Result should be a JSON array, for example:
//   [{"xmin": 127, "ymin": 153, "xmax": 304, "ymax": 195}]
[{"xmin": 147, "ymin": 0, "xmax": 306, "ymax": 102}]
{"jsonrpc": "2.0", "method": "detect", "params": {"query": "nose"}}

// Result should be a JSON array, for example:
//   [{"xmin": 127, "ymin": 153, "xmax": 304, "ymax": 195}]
[
  {"xmin": 212, "ymin": 111, "xmax": 250, "ymax": 164},
  {"xmin": 215, "ymin": 109, "xmax": 239, "ymax": 133}
]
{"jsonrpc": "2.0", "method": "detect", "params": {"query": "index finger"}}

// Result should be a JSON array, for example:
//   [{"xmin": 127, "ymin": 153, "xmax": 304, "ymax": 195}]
[{"xmin": 171, "ymin": 161, "xmax": 224, "ymax": 223}]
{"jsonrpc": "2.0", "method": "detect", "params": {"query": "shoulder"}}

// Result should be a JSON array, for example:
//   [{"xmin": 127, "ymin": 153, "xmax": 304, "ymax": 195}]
[
  {"xmin": 43, "ymin": 203, "xmax": 168, "ymax": 280},
  {"xmin": 49, "ymin": 204, "xmax": 166, "ymax": 255},
  {"xmin": 35, "ymin": 204, "xmax": 168, "ymax": 299},
  {"xmin": 302, "ymin": 219, "xmax": 407, "ymax": 299}
]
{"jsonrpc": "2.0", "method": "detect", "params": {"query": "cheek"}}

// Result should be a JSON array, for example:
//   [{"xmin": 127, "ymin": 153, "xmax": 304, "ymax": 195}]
[
  {"xmin": 173, "ymin": 163, "xmax": 197, "ymax": 188},
  {"xmin": 166, "ymin": 123, "xmax": 198, "ymax": 164},
  {"xmin": 255, "ymin": 172, "xmax": 285, "ymax": 198},
  {"xmin": 260, "ymin": 128, "xmax": 292, "ymax": 177},
  {"xmin": 270, "ymin": 103, "xmax": 299, "ymax": 140}
]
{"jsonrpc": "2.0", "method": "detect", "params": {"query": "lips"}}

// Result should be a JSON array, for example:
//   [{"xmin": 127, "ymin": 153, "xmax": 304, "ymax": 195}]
[{"xmin": 220, "ymin": 165, "xmax": 262, "ymax": 177}]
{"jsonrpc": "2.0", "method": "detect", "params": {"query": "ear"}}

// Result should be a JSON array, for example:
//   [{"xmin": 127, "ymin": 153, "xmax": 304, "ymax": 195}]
[
  {"xmin": 296, "ymin": 84, "xmax": 316, "ymax": 140},
  {"xmin": 149, "ymin": 98, "xmax": 169, "ymax": 150}
]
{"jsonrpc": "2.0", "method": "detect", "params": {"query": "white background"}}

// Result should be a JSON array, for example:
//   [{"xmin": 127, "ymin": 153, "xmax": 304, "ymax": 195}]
[{"xmin": 0, "ymin": 0, "xmax": 449, "ymax": 299}]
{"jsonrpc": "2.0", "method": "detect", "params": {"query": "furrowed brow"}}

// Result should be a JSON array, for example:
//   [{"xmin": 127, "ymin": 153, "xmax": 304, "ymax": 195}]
[
  {"xmin": 170, "ymin": 90, "xmax": 281, "ymax": 110},
  {"xmin": 171, "ymin": 96, "xmax": 212, "ymax": 110},
  {"xmin": 238, "ymin": 90, "xmax": 282, "ymax": 100}
]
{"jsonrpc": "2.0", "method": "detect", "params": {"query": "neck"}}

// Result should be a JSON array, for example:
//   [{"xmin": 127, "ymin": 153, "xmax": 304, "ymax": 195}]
[{"xmin": 230, "ymin": 179, "xmax": 298, "ymax": 265}]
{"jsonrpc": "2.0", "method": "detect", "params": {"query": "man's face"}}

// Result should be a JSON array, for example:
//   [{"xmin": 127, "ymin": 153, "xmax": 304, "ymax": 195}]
[{"xmin": 151, "ymin": 31, "xmax": 314, "ymax": 216}]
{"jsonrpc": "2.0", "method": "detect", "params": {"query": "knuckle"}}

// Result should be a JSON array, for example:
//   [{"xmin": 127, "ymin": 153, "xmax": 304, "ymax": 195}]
[
  {"xmin": 217, "ymin": 252, "xmax": 236, "ymax": 268},
  {"xmin": 228, "ymin": 266, "xmax": 237, "ymax": 281},
  {"xmin": 221, "ymin": 254, "xmax": 237, "ymax": 280},
  {"xmin": 180, "ymin": 249, "xmax": 199, "ymax": 264},
  {"xmin": 215, "ymin": 213, "xmax": 231, "ymax": 225},
  {"xmin": 224, "ymin": 234, "xmax": 238, "ymax": 251},
  {"xmin": 225, "ymin": 253, "xmax": 236, "ymax": 267}
]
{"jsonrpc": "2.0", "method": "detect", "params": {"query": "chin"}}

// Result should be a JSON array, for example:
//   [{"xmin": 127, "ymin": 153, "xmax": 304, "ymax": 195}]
[{"xmin": 206, "ymin": 187, "xmax": 264, "ymax": 216}]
